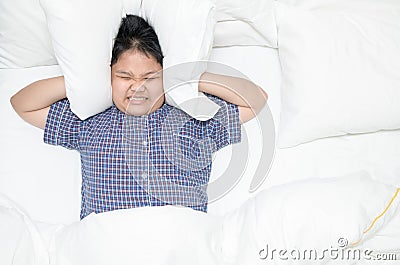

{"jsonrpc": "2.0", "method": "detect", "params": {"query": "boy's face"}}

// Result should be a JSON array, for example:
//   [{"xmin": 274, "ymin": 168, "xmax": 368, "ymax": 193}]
[{"xmin": 111, "ymin": 49, "xmax": 164, "ymax": 116}]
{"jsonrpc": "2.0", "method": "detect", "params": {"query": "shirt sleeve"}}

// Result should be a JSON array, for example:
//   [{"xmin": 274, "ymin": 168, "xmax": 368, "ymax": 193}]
[
  {"xmin": 205, "ymin": 94, "xmax": 242, "ymax": 152},
  {"xmin": 44, "ymin": 99, "xmax": 82, "ymax": 150}
]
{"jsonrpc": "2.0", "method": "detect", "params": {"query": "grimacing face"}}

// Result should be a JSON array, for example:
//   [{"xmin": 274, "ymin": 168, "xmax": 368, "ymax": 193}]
[{"xmin": 111, "ymin": 49, "xmax": 164, "ymax": 116}]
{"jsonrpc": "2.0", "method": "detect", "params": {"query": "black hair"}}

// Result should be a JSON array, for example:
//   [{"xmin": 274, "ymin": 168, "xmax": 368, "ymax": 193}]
[{"xmin": 111, "ymin": 14, "xmax": 164, "ymax": 67}]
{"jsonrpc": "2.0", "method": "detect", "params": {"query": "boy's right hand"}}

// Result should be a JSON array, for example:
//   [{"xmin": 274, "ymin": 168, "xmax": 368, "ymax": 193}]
[{"xmin": 10, "ymin": 76, "xmax": 67, "ymax": 130}]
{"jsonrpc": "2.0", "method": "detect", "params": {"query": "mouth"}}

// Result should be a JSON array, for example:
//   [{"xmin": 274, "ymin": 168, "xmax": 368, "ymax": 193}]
[
  {"xmin": 127, "ymin": 96, "xmax": 149, "ymax": 106},
  {"xmin": 129, "ymin": 97, "xmax": 148, "ymax": 101}
]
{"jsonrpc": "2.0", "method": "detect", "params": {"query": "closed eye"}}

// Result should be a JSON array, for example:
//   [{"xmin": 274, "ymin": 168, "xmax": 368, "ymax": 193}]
[{"xmin": 118, "ymin": 76, "xmax": 131, "ymax": 80}]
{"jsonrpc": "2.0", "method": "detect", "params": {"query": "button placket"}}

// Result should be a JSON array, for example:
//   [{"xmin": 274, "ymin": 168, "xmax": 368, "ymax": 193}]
[{"xmin": 144, "ymin": 116, "xmax": 152, "ymax": 206}]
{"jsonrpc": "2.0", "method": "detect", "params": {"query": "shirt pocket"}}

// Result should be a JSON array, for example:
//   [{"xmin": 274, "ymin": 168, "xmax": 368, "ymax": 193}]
[{"xmin": 171, "ymin": 132, "xmax": 214, "ymax": 172}]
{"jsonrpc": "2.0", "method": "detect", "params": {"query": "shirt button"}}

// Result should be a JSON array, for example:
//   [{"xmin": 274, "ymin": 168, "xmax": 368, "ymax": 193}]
[
  {"xmin": 142, "ymin": 172, "xmax": 148, "ymax": 179},
  {"xmin": 143, "ymin": 140, "xmax": 148, "ymax": 146}
]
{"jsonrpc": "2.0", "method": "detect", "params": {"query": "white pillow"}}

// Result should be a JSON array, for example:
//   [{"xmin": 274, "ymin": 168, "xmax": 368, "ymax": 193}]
[
  {"xmin": 279, "ymin": 0, "xmax": 400, "ymax": 9},
  {"xmin": 121, "ymin": 0, "xmax": 142, "ymax": 14},
  {"xmin": 220, "ymin": 171, "xmax": 400, "ymax": 264},
  {"xmin": 0, "ymin": 0, "xmax": 57, "ymax": 68},
  {"xmin": 212, "ymin": 0, "xmax": 277, "ymax": 48},
  {"xmin": 39, "ymin": 0, "xmax": 217, "ymax": 120},
  {"xmin": 213, "ymin": 20, "xmax": 273, "ymax": 48},
  {"xmin": 276, "ymin": 1, "xmax": 400, "ymax": 147},
  {"xmin": 140, "ymin": 0, "xmax": 215, "ymax": 67},
  {"xmin": 141, "ymin": 0, "xmax": 220, "ymax": 120},
  {"xmin": 39, "ymin": 0, "xmax": 127, "ymax": 120}
]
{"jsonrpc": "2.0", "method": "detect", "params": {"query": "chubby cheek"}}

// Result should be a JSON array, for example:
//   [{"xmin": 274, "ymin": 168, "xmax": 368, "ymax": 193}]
[
  {"xmin": 148, "ymin": 79, "xmax": 165, "ymax": 102},
  {"xmin": 111, "ymin": 81, "xmax": 128, "ymax": 105}
]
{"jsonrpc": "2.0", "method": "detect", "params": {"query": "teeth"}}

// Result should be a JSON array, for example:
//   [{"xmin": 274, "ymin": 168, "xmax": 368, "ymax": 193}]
[{"xmin": 129, "ymin": 97, "xmax": 147, "ymax": 101}]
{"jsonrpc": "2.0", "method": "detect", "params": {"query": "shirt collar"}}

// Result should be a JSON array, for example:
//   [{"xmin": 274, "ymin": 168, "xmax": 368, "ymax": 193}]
[{"xmin": 112, "ymin": 103, "xmax": 173, "ymax": 122}]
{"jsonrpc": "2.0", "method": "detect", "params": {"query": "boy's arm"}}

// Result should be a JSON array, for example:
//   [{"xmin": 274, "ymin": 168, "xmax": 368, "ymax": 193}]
[
  {"xmin": 10, "ymin": 76, "xmax": 66, "ymax": 130},
  {"xmin": 198, "ymin": 72, "xmax": 268, "ymax": 123}
]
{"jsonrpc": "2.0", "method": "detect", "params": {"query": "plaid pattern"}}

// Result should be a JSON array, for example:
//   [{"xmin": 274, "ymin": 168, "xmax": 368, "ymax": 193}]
[{"xmin": 44, "ymin": 95, "xmax": 241, "ymax": 220}]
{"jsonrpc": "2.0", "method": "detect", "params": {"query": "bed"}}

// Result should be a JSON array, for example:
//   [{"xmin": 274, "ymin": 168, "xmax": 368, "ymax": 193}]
[{"xmin": 1, "ymin": 0, "xmax": 399, "ymax": 264}]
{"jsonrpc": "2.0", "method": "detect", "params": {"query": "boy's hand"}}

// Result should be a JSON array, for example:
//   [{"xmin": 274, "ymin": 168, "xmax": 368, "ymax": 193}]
[
  {"xmin": 10, "ymin": 76, "xmax": 67, "ymax": 129},
  {"xmin": 198, "ymin": 72, "xmax": 268, "ymax": 124}
]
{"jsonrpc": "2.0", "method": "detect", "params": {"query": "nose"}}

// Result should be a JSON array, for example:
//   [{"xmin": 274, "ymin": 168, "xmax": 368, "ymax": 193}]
[{"xmin": 129, "ymin": 80, "xmax": 146, "ymax": 92}]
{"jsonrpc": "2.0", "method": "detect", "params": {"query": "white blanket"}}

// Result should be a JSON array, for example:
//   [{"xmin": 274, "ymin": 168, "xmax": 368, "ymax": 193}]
[
  {"xmin": 1, "ymin": 171, "xmax": 398, "ymax": 265},
  {"xmin": 0, "ymin": 195, "xmax": 49, "ymax": 265}
]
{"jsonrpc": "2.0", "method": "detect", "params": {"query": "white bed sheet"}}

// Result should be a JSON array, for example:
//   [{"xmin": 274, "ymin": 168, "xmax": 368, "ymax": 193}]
[
  {"xmin": 1, "ymin": 46, "xmax": 399, "ymax": 264},
  {"xmin": 0, "ymin": 66, "xmax": 81, "ymax": 224},
  {"xmin": 207, "ymin": 46, "xmax": 400, "ymax": 212},
  {"xmin": 1, "ymin": 46, "xmax": 399, "ymax": 220}
]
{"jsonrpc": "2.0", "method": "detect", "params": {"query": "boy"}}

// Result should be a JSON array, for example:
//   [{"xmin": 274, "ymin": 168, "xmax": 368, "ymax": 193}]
[{"xmin": 10, "ymin": 15, "xmax": 267, "ymax": 220}]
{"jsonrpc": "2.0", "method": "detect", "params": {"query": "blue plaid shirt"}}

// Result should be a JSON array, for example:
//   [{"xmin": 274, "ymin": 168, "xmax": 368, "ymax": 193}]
[{"xmin": 44, "ymin": 95, "xmax": 241, "ymax": 219}]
